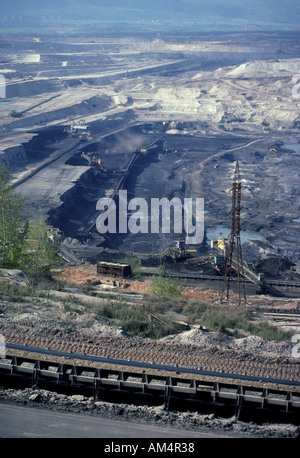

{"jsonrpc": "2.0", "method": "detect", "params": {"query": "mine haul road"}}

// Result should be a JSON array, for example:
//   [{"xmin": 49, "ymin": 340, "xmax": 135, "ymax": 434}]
[{"xmin": 0, "ymin": 403, "xmax": 224, "ymax": 438}]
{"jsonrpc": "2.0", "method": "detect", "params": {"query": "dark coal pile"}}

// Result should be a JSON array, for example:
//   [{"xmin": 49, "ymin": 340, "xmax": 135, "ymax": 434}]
[{"xmin": 255, "ymin": 257, "xmax": 296, "ymax": 278}]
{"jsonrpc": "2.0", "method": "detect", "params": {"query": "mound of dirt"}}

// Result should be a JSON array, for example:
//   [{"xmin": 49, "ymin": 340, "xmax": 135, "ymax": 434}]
[
  {"xmin": 161, "ymin": 328, "xmax": 294, "ymax": 358},
  {"xmin": 0, "ymin": 269, "xmax": 28, "ymax": 286}
]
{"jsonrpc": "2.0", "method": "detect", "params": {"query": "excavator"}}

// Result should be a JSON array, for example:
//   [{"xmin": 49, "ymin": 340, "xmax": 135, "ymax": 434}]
[
  {"xmin": 80, "ymin": 152, "xmax": 107, "ymax": 172},
  {"xmin": 163, "ymin": 240, "xmax": 198, "ymax": 261}
]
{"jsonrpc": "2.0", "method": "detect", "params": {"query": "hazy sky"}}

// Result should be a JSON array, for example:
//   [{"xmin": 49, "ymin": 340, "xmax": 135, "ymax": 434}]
[{"xmin": 1, "ymin": 0, "xmax": 299, "ymax": 30}]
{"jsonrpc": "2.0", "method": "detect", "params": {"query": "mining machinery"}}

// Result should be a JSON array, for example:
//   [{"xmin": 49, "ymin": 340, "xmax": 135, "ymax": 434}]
[
  {"xmin": 163, "ymin": 240, "xmax": 198, "ymax": 261},
  {"xmin": 211, "ymin": 161, "xmax": 282, "ymax": 300},
  {"xmin": 80, "ymin": 151, "xmax": 107, "ymax": 172},
  {"xmin": 69, "ymin": 121, "xmax": 92, "ymax": 140},
  {"xmin": 10, "ymin": 109, "xmax": 23, "ymax": 117},
  {"xmin": 211, "ymin": 236, "xmax": 266, "ymax": 294}
]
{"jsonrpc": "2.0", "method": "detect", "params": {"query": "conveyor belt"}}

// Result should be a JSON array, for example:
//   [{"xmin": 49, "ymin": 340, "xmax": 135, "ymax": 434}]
[{"xmin": 1, "ymin": 353, "xmax": 300, "ymax": 417}]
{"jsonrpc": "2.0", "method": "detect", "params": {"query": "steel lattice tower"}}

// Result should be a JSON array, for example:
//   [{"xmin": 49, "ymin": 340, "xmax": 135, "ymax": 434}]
[{"xmin": 220, "ymin": 161, "xmax": 246, "ymax": 305}]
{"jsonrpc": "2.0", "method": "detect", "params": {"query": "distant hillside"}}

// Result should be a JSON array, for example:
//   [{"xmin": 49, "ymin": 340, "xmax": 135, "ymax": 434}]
[
  {"xmin": 0, "ymin": 0, "xmax": 196, "ymax": 19},
  {"xmin": 0, "ymin": 0, "xmax": 299, "ymax": 30}
]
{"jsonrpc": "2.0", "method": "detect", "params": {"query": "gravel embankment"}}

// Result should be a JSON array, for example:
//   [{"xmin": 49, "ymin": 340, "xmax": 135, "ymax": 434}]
[
  {"xmin": 1, "ymin": 316, "xmax": 300, "ymax": 382},
  {"xmin": 0, "ymin": 387, "xmax": 298, "ymax": 438}
]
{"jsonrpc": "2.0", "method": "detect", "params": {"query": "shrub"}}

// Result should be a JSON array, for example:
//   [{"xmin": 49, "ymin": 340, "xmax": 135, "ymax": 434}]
[
  {"xmin": 150, "ymin": 264, "xmax": 183, "ymax": 298},
  {"xmin": 120, "ymin": 255, "xmax": 142, "ymax": 279}
]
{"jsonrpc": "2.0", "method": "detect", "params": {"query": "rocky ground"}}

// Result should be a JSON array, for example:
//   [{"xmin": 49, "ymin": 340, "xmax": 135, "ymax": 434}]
[
  {"xmin": 0, "ymin": 268, "xmax": 300, "ymax": 382},
  {"xmin": 0, "ymin": 387, "xmax": 299, "ymax": 438},
  {"xmin": 0, "ymin": 269, "xmax": 300, "ymax": 437},
  {"xmin": 2, "ymin": 322, "xmax": 299, "ymax": 382}
]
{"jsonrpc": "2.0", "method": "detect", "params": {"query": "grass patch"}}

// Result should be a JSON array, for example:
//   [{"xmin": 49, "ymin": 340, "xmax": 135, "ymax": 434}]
[
  {"xmin": 92, "ymin": 295, "xmax": 187, "ymax": 339},
  {"xmin": 0, "ymin": 269, "xmax": 294, "ymax": 343},
  {"xmin": 150, "ymin": 264, "xmax": 184, "ymax": 298},
  {"xmin": 119, "ymin": 255, "xmax": 143, "ymax": 279},
  {"xmin": 198, "ymin": 305, "xmax": 293, "ymax": 341},
  {"xmin": 0, "ymin": 281, "xmax": 35, "ymax": 302}
]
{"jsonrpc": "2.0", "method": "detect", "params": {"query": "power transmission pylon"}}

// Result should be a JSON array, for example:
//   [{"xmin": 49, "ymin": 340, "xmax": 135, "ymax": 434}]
[{"xmin": 220, "ymin": 161, "xmax": 246, "ymax": 305}]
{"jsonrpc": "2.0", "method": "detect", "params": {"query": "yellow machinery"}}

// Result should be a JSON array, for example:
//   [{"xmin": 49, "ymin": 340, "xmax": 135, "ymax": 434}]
[
  {"xmin": 80, "ymin": 152, "xmax": 106, "ymax": 171},
  {"xmin": 210, "ymin": 237, "xmax": 228, "ymax": 253},
  {"xmin": 211, "ymin": 236, "xmax": 267, "ymax": 290},
  {"xmin": 210, "ymin": 237, "xmax": 228, "ymax": 271}
]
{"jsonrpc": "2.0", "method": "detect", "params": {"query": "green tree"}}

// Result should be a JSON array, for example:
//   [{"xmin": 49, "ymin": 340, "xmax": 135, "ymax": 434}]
[
  {"xmin": 0, "ymin": 164, "xmax": 28, "ymax": 268},
  {"xmin": 22, "ymin": 212, "xmax": 60, "ymax": 276}
]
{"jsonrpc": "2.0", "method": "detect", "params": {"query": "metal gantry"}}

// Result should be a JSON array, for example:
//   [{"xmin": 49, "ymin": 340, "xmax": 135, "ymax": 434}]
[
  {"xmin": 1, "ymin": 354, "xmax": 300, "ymax": 417},
  {"xmin": 220, "ymin": 161, "xmax": 246, "ymax": 305}
]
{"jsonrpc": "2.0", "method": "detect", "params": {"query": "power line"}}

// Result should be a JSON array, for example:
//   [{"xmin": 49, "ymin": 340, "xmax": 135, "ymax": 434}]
[{"xmin": 220, "ymin": 161, "xmax": 246, "ymax": 305}]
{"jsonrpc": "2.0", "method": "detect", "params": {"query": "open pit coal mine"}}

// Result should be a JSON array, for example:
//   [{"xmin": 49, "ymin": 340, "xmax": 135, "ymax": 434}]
[
  {"xmin": 7, "ymin": 120, "xmax": 300, "ymax": 265},
  {"xmin": 1, "ymin": 31, "xmax": 300, "ymax": 437},
  {"xmin": 1, "ymin": 120, "xmax": 300, "ymax": 433}
]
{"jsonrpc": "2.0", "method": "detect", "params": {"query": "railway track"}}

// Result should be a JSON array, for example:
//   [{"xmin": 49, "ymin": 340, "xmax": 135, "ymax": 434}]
[
  {"xmin": 139, "ymin": 267, "xmax": 300, "ymax": 302},
  {"xmin": 91, "ymin": 288, "xmax": 300, "ymax": 314},
  {"xmin": 165, "ymin": 271, "xmax": 300, "ymax": 289},
  {"xmin": 141, "ymin": 267, "xmax": 300, "ymax": 288},
  {"xmin": 253, "ymin": 309, "xmax": 300, "ymax": 316}
]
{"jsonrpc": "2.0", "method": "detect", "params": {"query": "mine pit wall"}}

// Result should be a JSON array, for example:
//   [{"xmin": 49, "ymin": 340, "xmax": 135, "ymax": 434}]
[
  {"xmin": 1, "ymin": 112, "xmax": 140, "ymax": 244},
  {"xmin": 0, "ymin": 126, "xmax": 66, "ymax": 171},
  {"xmin": 48, "ymin": 167, "xmax": 99, "ymax": 238},
  {"xmin": 87, "ymin": 110, "xmax": 137, "ymax": 137},
  {"xmin": 4, "ymin": 109, "xmax": 136, "ymax": 171},
  {"xmin": 0, "ymin": 144, "xmax": 29, "ymax": 168},
  {"xmin": 46, "ymin": 123, "xmax": 162, "ymax": 245},
  {"xmin": 5, "ymin": 79, "xmax": 62, "ymax": 99},
  {"xmin": 2, "ymin": 94, "xmax": 113, "ymax": 132},
  {"xmin": 21, "ymin": 126, "xmax": 66, "ymax": 159},
  {"xmin": 46, "ymin": 128, "xmax": 154, "ymax": 240}
]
